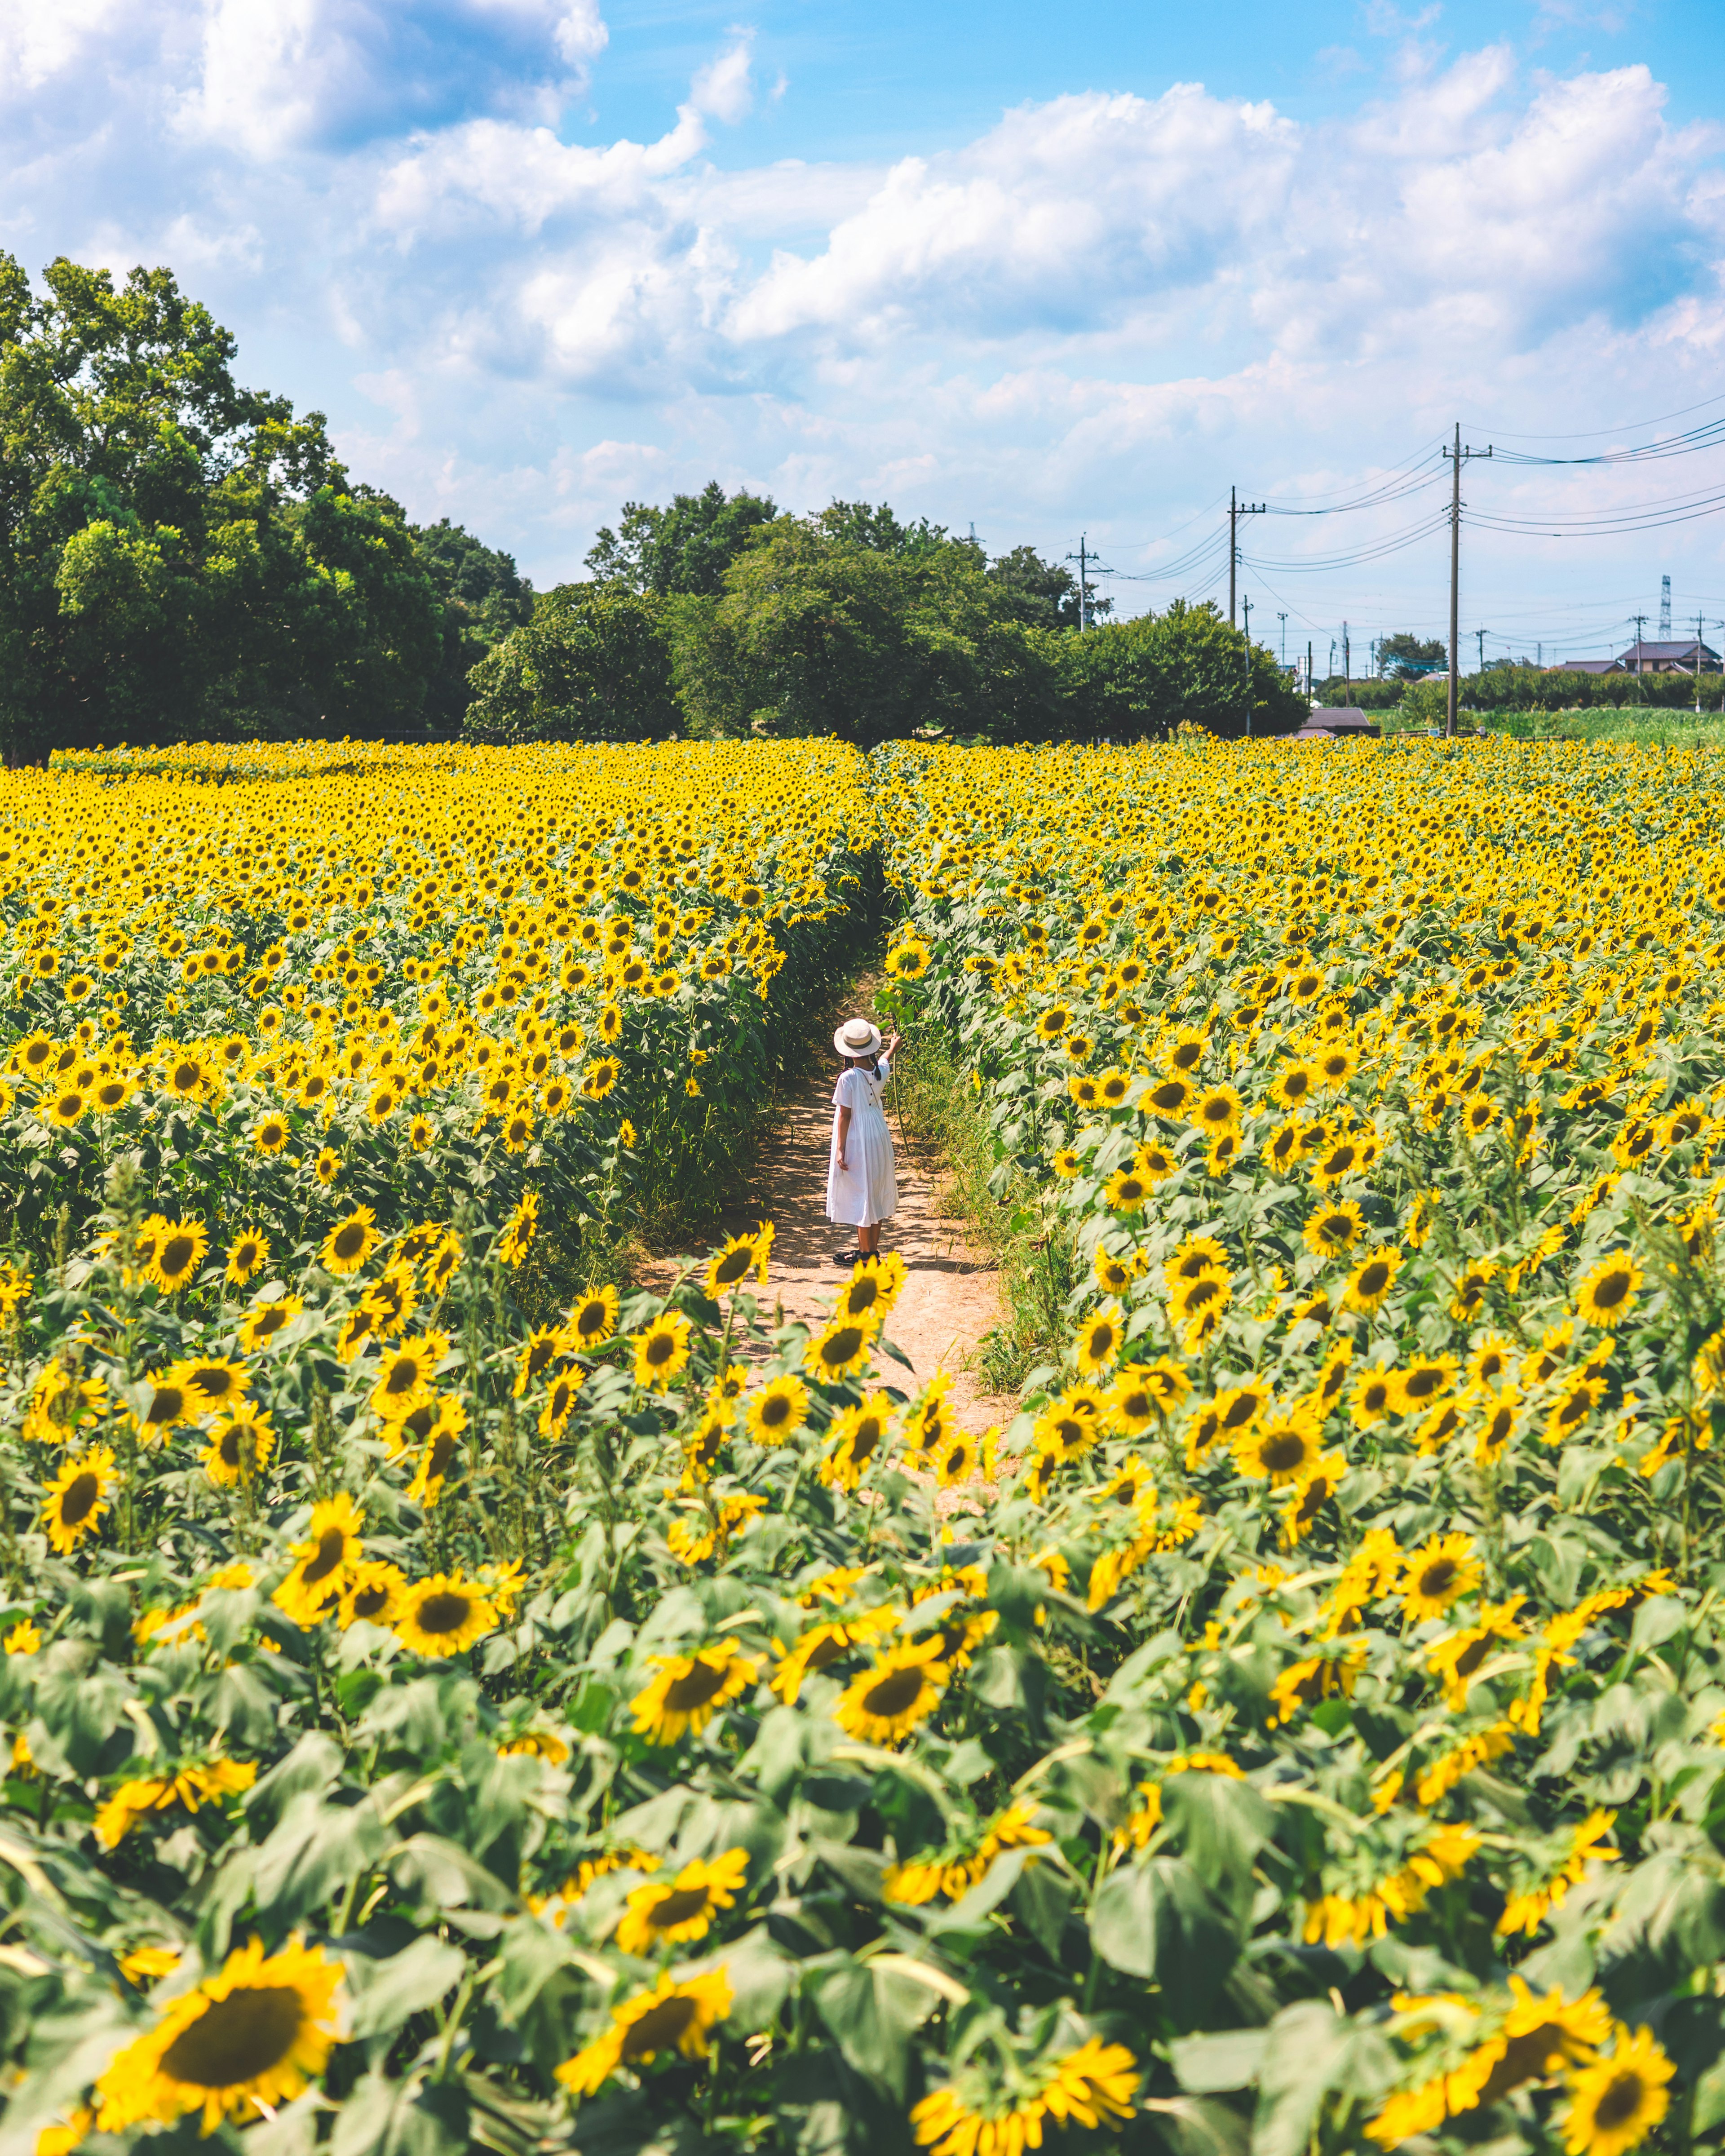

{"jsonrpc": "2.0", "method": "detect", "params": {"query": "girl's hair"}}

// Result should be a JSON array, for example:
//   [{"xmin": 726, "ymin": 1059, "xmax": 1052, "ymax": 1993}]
[{"xmin": 841, "ymin": 1054, "xmax": 882, "ymax": 1076}]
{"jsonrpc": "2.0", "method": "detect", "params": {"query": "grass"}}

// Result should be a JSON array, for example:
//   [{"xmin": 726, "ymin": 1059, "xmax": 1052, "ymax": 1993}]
[
  {"xmin": 888, "ymin": 1022, "xmax": 1077, "ymax": 1396},
  {"xmin": 1381, "ymin": 704, "xmax": 1725, "ymax": 748}
]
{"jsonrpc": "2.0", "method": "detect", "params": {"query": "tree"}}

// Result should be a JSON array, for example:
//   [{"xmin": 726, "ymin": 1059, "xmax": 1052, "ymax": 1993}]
[
  {"xmin": 1049, "ymin": 601, "xmax": 1306, "ymax": 743},
  {"xmin": 585, "ymin": 481, "xmax": 778, "ymax": 596},
  {"xmin": 985, "ymin": 543, "xmax": 1110, "ymax": 631},
  {"xmin": 1379, "ymin": 631, "xmax": 1449, "ymax": 678},
  {"xmin": 668, "ymin": 516, "xmax": 1057, "ymax": 746},
  {"xmin": 411, "ymin": 518, "xmax": 533, "ymax": 734},
  {"xmin": 0, "ymin": 252, "xmax": 444, "ymax": 755},
  {"xmin": 462, "ymin": 584, "xmax": 679, "ymax": 745}
]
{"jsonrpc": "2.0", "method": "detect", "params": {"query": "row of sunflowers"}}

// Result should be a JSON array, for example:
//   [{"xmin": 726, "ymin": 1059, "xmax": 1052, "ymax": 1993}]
[
  {"xmin": 0, "ymin": 740, "xmax": 874, "ymax": 1270},
  {"xmin": 3, "ymin": 735, "xmax": 1725, "ymax": 2156}
]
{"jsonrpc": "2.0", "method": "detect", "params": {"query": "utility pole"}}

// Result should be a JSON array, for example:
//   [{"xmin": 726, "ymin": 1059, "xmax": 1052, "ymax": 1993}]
[
  {"xmin": 1443, "ymin": 422, "xmax": 1493, "ymax": 739},
  {"xmin": 1476, "ymin": 627, "xmax": 1487, "ymax": 674},
  {"xmin": 1307, "ymin": 640, "xmax": 1314, "ymax": 701},
  {"xmin": 1228, "ymin": 486, "xmax": 1265, "ymax": 625},
  {"xmin": 1632, "ymin": 614, "xmax": 1647, "ymax": 676},
  {"xmin": 1241, "ymin": 594, "xmax": 1254, "ymax": 738},
  {"xmin": 1278, "ymin": 611, "xmax": 1288, "ymax": 669},
  {"xmin": 1064, "ymin": 537, "xmax": 1098, "ymax": 631},
  {"xmin": 1698, "ymin": 611, "xmax": 1707, "ymax": 711},
  {"xmin": 1342, "ymin": 620, "xmax": 1351, "ymax": 705}
]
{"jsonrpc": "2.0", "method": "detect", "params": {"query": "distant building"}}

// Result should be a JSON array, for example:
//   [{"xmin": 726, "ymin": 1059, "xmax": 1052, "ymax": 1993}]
[{"xmin": 1614, "ymin": 638, "xmax": 1719, "ymax": 674}]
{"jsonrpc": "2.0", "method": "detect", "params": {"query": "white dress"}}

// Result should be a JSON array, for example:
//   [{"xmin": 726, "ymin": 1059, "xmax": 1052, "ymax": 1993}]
[{"xmin": 826, "ymin": 1058, "xmax": 898, "ymax": 1227}]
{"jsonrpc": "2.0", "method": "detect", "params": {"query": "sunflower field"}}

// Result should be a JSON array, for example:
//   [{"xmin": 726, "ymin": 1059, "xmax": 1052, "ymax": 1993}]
[{"xmin": 8, "ymin": 734, "xmax": 1725, "ymax": 2156}]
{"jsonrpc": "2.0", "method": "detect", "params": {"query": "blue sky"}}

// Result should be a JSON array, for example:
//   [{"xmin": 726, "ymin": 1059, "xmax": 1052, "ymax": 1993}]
[{"xmin": 5, "ymin": 0, "xmax": 1725, "ymax": 666}]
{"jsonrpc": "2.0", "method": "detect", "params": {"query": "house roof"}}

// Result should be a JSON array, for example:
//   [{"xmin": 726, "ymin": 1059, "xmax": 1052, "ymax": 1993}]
[
  {"xmin": 1616, "ymin": 639, "xmax": 1720, "ymax": 667},
  {"xmin": 1558, "ymin": 659, "xmax": 1623, "ymax": 675}
]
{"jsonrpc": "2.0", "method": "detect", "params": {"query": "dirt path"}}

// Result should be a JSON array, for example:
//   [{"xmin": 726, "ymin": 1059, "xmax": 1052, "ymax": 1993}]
[{"xmin": 646, "ymin": 999, "xmax": 1014, "ymax": 1434}]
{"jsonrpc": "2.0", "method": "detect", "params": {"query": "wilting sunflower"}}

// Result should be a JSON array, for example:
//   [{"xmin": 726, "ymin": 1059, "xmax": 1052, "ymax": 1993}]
[
  {"xmin": 1344, "ymin": 1246, "xmax": 1402, "ymax": 1315},
  {"xmin": 223, "ymin": 1227, "xmax": 269, "ymax": 1287},
  {"xmin": 555, "ymin": 1966, "xmax": 733, "ymax": 2098},
  {"xmin": 746, "ymin": 1374, "xmax": 809, "ymax": 1444},
  {"xmin": 1401, "ymin": 1532, "xmax": 1482, "ymax": 1622},
  {"xmin": 1560, "ymin": 2026, "xmax": 1673, "ymax": 2156},
  {"xmin": 1073, "ymin": 1302, "xmax": 1124, "ymax": 1377},
  {"xmin": 149, "ymin": 1219, "xmax": 208, "ymax": 1293},
  {"xmin": 630, "ymin": 1638, "xmax": 758, "ymax": 1745},
  {"xmin": 274, "ymin": 1494, "xmax": 365, "ymax": 1625},
  {"xmin": 821, "ymin": 1392, "xmax": 896, "ymax": 1488},
  {"xmin": 93, "ymin": 1934, "xmax": 344, "ymax": 2135},
  {"xmin": 632, "ymin": 1311, "xmax": 692, "ymax": 1391},
  {"xmin": 614, "ymin": 1847, "xmax": 749, "ymax": 1956},
  {"xmin": 1576, "ymin": 1252, "xmax": 1641, "ymax": 1328},
  {"xmin": 201, "ymin": 1412, "xmax": 276, "ymax": 1489},
  {"xmin": 570, "ymin": 1283, "xmax": 620, "ymax": 1348},
  {"xmin": 42, "ymin": 1447, "xmax": 115, "ymax": 1554},
  {"xmin": 395, "ymin": 1571, "xmax": 497, "ymax": 1657},
  {"xmin": 703, "ymin": 1226, "xmax": 772, "ymax": 1297},
  {"xmin": 372, "ymin": 1333, "xmax": 448, "ymax": 1422},
  {"xmin": 912, "ymin": 2040, "xmax": 1140, "ymax": 2156},
  {"xmin": 320, "ymin": 1207, "xmax": 377, "ymax": 1277},
  {"xmin": 805, "ymin": 1315, "xmax": 874, "ymax": 1381},
  {"xmin": 1234, "ymin": 1408, "xmax": 1324, "ymax": 1486},
  {"xmin": 833, "ymin": 1639, "xmax": 949, "ymax": 1744}
]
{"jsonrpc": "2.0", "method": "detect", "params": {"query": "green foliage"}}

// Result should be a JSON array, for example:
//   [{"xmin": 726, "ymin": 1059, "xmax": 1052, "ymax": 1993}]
[
  {"xmin": 1378, "ymin": 633, "xmax": 1448, "ymax": 679},
  {"xmin": 411, "ymin": 520, "xmax": 534, "ymax": 735},
  {"xmin": 984, "ymin": 543, "xmax": 1106, "ymax": 632},
  {"xmin": 463, "ymin": 585, "xmax": 681, "ymax": 747},
  {"xmin": 585, "ymin": 482, "xmax": 780, "ymax": 597},
  {"xmin": 1049, "ymin": 601, "xmax": 1307, "ymax": 742},
  {"xmin": 0, "ymin": 254, "xmax": 446, "ymax": 756}
]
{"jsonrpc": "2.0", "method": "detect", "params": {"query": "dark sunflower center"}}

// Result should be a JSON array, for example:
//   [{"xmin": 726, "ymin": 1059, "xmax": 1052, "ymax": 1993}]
[
  {"xmin": 848, "ymin": 1421, "xmax": 883, "ymax": 1461},
  {"xmin": 846, "ymin": 1278, "xmax": 881, "ymax": 1311},
  {"xmin": 303, "ymin": 1528, "xmax": 348, "ymax": 1587},
  {"xmin": 821, "ymin": 1326, "xmax": 866, "ymax": 1366},
  {"xmin": 645, "ymin": 1332, "xmax": 676, "ymax": 1367},
  {"xmin": 862, "ymin": 1668, "xmax": 926, "ymax": 1718},
  {"xmin": 647, "ymin": 1886, "xmax": 712, "ymax": 1930},
  {"xmin": 190, "ymin": 1371, "xmax": 234, "ymax": 1402},
  {"xmin": 60, "ymin": 1472, "xmax": 100, "ymax": 1527},
  {"xmin": 1405, "ymin": 1372, "xmax": 1442, "ymax": 1400},
  {"xmin": 149, "ymin": 1388, "xmax": 187, "ymax": 1425},
  {"xmin": 352, "ymin": 1583, "xmax": 390, "ymax": 1618},
  {"xmin": 712, "ymin": 1248, "xmax": 753, "ymax": 1284},
  {"xmin": 1592, "ymin": 1271, "xmax": 1630, "ymax": 1309},
  {"xmin": 1261, "ymin": 1431, "xmax": 1307, "ymax": 1473},
  {"xmin": 417, "ymin": 1591, "xmax": 473, "ymax": 1636},
  {"xmin": 663, "ymin": 1662, "xmax": 728, "ymax": 1712},
  {"xmin": 1222, "ymin": 1395, "xmax": 1260, "ymax": 1431},
  {"xmin": 577, "ymin": 1306, "xmax": 606, "ymax": 1337},
  {"xmin": 761, "ymin": 1398, "xmax": 791, "ymax": 1427},
  {"xmin": 426, "ymin": 1431, "xmax": 458, "ymax": 1479},
  {"xmin": 622, "ymin": 1997, "xmax": 698, "ymax": 2059},
  {"xmin": 159, "ymin": 1985, "xmax": 305, "ymax": 2088},
  {"xmin": 333, "ymin": 1225, "xmax": 366, "ymax": 1261},
  {"xmin": 384, "ymin": 1360, "xmax": 424, "ymax": 1399},
  {"xmin": 1357, "ymin": 1264, "xmax": 1390, "ymax": 1297},
  {"xmin": 1418, "ymin": 1560, "xmax": 1457, "ymax": 1599},
  {"xmin": 1593, "ymin": 2071, "xmax": 1647, "ymax": 2131},
  {"xmin": 159, "ymin": 1236, "xmax": 197, "ymax": 1277}
]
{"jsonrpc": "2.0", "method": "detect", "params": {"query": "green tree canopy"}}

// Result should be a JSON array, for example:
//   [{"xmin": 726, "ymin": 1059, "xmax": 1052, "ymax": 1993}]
[
  {"xmin": 585, "ymin": 481, "xmax": 779, "ymax": 596},
  {"xmin": 0, "ymin": 252, "xmax": 444, "ymax": 755},
  {"xmin": 462, "ymin": 583, "xmax": 679, "ymax": 746},
  {"xmin": 411, "ymin": 517, "xmax": 534, "ymax": 731},
  {"xmin": 1379, "ymin": 630, "xmax": 1449, "ymax": 677},
  {"xmin": 985, "ymin": 541, "xmax": 1110, "ymax": 630},
  {"xmin": 1050, "ymin": 600, "xmax": 1307, "ymax": 743}
]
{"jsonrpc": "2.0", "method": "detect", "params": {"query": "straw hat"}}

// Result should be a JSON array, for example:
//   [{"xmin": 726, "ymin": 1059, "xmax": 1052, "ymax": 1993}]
[{"xmin": 833, "ymin": 1016, "xmax": 883, "ymax": 1059}]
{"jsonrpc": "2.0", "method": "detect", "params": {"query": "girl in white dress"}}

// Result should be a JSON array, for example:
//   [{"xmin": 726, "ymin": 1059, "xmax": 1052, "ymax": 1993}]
[{"xmin": 827, "ymin": 1016, "xmax": 903, "ymax": 1266}]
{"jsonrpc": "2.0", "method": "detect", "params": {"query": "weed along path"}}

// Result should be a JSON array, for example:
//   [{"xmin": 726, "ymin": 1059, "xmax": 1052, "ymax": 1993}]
[{"xmin": 645, "ymin": 1023, "xmax": 1014, "ymax": 1436}]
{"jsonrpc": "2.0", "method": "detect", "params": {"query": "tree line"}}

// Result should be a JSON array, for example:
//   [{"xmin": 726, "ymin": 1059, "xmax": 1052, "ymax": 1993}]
[{"xmin": 0, "ymin": 254, "xmax": 1306, "ymax": 756}]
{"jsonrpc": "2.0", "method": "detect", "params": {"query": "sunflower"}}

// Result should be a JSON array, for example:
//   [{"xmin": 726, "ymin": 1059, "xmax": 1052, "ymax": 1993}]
[
  {"xmin": 805, "ymin": 1315, "xmax": 875, "ymax": 1381},
  {"xmin": 1576, "ymin": 1253, "xmax": 1641, "ymax": 1328},
  {"xmin": 821, "ymin": 1393, "xmax": 896, "ymax": 1488},
  {"xmin": 1112, "ymin": 1359, "xmax": 1187, "ymax": 1432},
  {"xmin": 406, "ymin": 1404, "xmax": 468, "ymax": 1505},
  {"xmin": 555, "ymin": 1966, "xmax": 733, "ymax": 2098},
  {"xmin": 1561, "ymin": 2018, "xmax": 1673, "ymax": 2156},
  {"xmin": 1268, "ymin": 1061, "xmax": 1320, "ymax": 1111},
  {"xmin": 630, "ymin": 1639, "xmax": 758, "ymax": 1744},
  {"xmin": 1141, "ymin": 1073, "xmax": 1193, "ymax": 1118},
  {"xmin": 42, "ymin": 1447, "xmax": 115, "ymax": 1553},
  {"xmin": 372, "ymin": 1332, "xmax": 448, "ymax": 1422},
  {"xmin": 704, "ymin": 1226, "xmax": 772, "ymax": 1297},
  {"xmin": 570, "ymin": 1284, "xmax": 620, "ymax": 1347},
  {"xmin": 632, "ymin": 1310, "xmax": 692, "ymax": 1390},
  {"xmin": 1304, "ymin": 1199, "xmax": 1365, "ymax": 1257},
  {"xmin": 41, "ymin": 1085, "xmax": 87, "ymax": 1128},
  {"xmin": 395, "ymin": 1571, "xmax": 497, "ymax": 1657},
  {"xmin": 223, "ymin": 1227, "xmax": 269, "ymax": 1286},
  {"xmin": 1074, "ymin": 1302, "xmax": 1124, "ymax": 1377},
  {"xmin": 201, "ymin": 1412, "xmax": 276, "ymax": 1488},
  {"xmin": 932, "ymin": 1431, "xmax": 978, "ymax": 1486},
  {"xmin": 614, "ymin": 1847, "xmax": 749, "ymax": 1956},
  {"xmin": 1393, "ymin": 1357, "xmax": 1457, "ymax": 1412},
  {"xmin": 833, "ymin": 1638, "xmax": 949, "ymax": 1744},
  {"xmin": 1350, "ymin": 1365, "xmax": 1398, "ymax": 1428},
  {"xmin": 175, "ymin": 1357, "xmax": 249, "ymax": 1416},
  {"xmin": 837, "ymin": 1249, "xmax": 907, "ymax": 1324},
  {"xmin": 582, "ymin": 1056, "xmax": 621, "ymax": 1100},
  {"xmin": 1103, "ymin": 1164, "xmax": 1151, "ymax": 1212},
  {"xmin": 1234, "ymin": 1408, "xmax": 1323, "ymax": 1485},
  {"xmin": 540, "ymin": 1368, "xmax": 584, "ymax": 1439},
  {"xmin": 1344, "ymin": 1246, "xmax": 1401, "ymax": 1315},
  {"xmin": 320, "ymin": 1207, "xmax": 377, "ymax": 1277},
  {"xmin": 338, "ymin": 1560, "xmax": 408, "ymax": 1628},
  {"xmin": 93, "ymin": 1935, "xmax": 341, "ymax": 2134},
  {"xmin": 363, "ymin": 1261, "xmax": 418, "ymax": 1337},
  {"xmin": 1033, "ymin": 1389, "xmax": 1106, "ymax": 1463},
  {"xmin": 314, "ymin": 1147, "xmax": 340, "ymax": 1187},
  {"xmin": 149, "ymin": 1219, "xmax": 208, "ymax": 1293},
  {"xmin": 746, "ymin": 1374, "xmax": 809, "ymax": 1444},
  {"xmin": 1167, "ymin": 1267, "xmax": 1230, "ymax": 1334},
  {"xmin": 1401, "ymin": 1532, "xmax": 1481, "ymax": 1622},
  {"xmin": 274, "ymin": 1494, "xmax": 365, "ymax": 1625},
  {"xmin": 512, "ymin": 1323, "xmax": 567, "ymax": 1397},
  {"xmin": 1189, "ymin": 1085, "xmax": 1243, "ymax": 1137}
]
